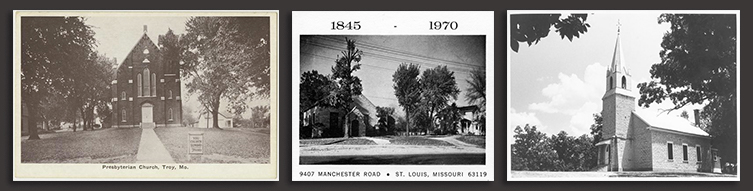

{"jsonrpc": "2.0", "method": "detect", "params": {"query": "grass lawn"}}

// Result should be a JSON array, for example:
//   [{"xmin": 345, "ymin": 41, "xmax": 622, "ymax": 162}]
[
  {"xmin": 21, "ymin": 128, "xmax": 142, "ymax": 163},
  {"xmin": 154, "ymin": 127, "xmax": 270, "ymax": 163},
  {"xmin": 387, "ymin": 136, "xmax": 454, "ymax": 146},
  {"xmin": 456, "ymin": 135, "xmax": 486, "ymax": 148},
  {"xmin": 300, "ymin": 138, "xmax": 376, "ymax": 145}
]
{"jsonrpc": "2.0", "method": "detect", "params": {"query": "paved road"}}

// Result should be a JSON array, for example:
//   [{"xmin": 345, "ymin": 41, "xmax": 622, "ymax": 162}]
[{"xmin": 300, "ymin": 153, "xmax": 485, "ymax": 165}]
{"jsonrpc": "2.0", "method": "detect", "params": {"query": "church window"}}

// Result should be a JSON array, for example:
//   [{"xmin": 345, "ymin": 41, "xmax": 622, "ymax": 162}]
[
  {"xmin": 143, "ymin": 69, "xmax": 150, "ymax": 97},
  {"xmin": 621, "ymin": 76, "xmax": 627, "ymax": 89},
  {"xmin": 121, "ymin": 91, "xmax": 126, "ymax": 101},
  {"xmin": 121, "ymin": 109, "xmax": 126, "ymax": 122},
  {"xmin": 137, "ymin": 74, "xmax": 142, "ymax": 96},
  {"xmin": 168, "ymin": 108, "xmax": 174, "ymax": 121},
  {"xmin": 609, "ymin": 77, "xmax": 614, "ymax": 90},
  {"xmin": 151, "ymin": 73, "xmax": 157, "ymax": 96},
  {"xmin": 667, "ymin": 142, "xmax": 674, "ymax": 161},
  {"xmin": 168, "ymin": 90, "xmax": 173, "ymax": 99},
  {"xmin": 682, "ymin": 144, "xmax": 689, "ymax": 162},
  {"xmin": 143, "ymin": 49, "xmax": 149, "ymax": 54},
  {"xmin": 696, "ymin": 146, "xmax": 702, "ymax": 162}
]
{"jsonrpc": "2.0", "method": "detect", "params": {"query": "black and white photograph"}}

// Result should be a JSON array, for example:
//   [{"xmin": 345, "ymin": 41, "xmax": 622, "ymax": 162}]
[
  {"xmin": 293, "ymin": 11, "xmax": 494, "ymax": 181},
  {"xmin": 507, "ymin": 10, "xmax": 739, "ymax": 180},
  {"xmin": 13, "ymin": 11, "xmax": 278, "ymax": 180}
]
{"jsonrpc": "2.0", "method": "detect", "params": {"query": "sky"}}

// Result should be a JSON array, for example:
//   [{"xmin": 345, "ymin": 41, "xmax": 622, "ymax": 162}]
[
  {"xmin": 299, "ymin": 35, "xmax": 486, "ymax": 117},
  {"xmin": 84, "ymin": 16, "xmax": 269, "ymax": 119},
  {"xmin": 508, "ymin": 12, "xmax": 705, "ymax": 139}
]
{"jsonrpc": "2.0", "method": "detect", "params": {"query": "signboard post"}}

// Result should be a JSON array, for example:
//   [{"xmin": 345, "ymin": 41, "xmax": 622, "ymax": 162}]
[{"xmin": 188, "ymin": 132, "xmax": 204, "ymax": 162}]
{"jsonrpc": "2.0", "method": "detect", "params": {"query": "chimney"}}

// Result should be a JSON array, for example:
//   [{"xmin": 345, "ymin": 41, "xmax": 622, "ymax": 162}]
[
  {"xmin": 694, "ymin": 109, "xmax": 701, "ymax": 127},
  {"xmin": 143, "ymin": 25, "xmax": 148, "ymax": 33}
]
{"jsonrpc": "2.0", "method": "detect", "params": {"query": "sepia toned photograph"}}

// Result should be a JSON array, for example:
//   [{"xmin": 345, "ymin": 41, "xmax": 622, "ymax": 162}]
[
  {"xmin": 508, "ymin": 11, "xmax": 739, "ymax": 180},
  {"xmin": 298, "ymin": 35, "xmax": 486, "ymax": 165},
  {"xmin": 14, "ymin": 11, "xmax": 278, "ymax": 180},
  {"xmin": 292, "ymin": 11, "xmax": 494, "ymax": 181}
]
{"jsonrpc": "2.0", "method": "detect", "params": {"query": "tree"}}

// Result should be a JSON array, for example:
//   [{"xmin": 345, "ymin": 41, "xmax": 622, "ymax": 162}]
[
  {"xmin": 510, "ymin": 14, "xmax": 591, "ymax": 52},
  {"xmin": 573, "ymin": 134, "xmax": 597, "ymax": 170},
  {"xmin": 299, "ymin": 70, "xmax": 336, "ymax": 117},
  {"xmin": 72, "ymin": 53, "xmax": 115, "ymax": 131},
  {"xmin": 376, "ymin": 106, "xmax": 395, "ymax": 135},
  {"xmin": 392, "ymin": 63, "xmax": 422, "ymax": 136},
  {"xmin": 182, "ymin": 106, "xmax": 197, "ymax": 127},
  {"xmin": 550, "ymin": 131, "xmax": 576, "ymax": 170},
  {"xmin": 511, "ymin": 124, "xmax": 559, "ymax": 171},
  {"xmin": 330, "ymin": 38, "xmax": 363, "ymax": 137},
  {"xmin": 21, "ymin": 17, "xmax": 96, "ymax": 139},
  {"xmin": 589, "ymin": 113, "xmax": 603, "ymax": 145},
  {"xmin": 181, "ymin": 17, "xmax": 270, "ymax": 129},
  {"xmin": 250, "ymin": 105, "xmax": 270, "ymax": 128},
  {"xmin": 420, "ymin": 65, "xmax": 460, "ymax": 134},
  {"xmin": 636, "ymin": 14, "xmax": 737, "ymax": 169},
  {"xmin": 437, "ymin": 103, "xmax": 461, "ymax": 135},
  {"xmin": 465, "ymin": 68, "xmax": 486, "ymax": 133}
]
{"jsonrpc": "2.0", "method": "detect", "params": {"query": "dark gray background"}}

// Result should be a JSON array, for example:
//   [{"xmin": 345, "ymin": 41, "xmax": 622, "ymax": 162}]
[{"xmin": 1, "ymin": 0, "xmax": 748, "ymax": 190}]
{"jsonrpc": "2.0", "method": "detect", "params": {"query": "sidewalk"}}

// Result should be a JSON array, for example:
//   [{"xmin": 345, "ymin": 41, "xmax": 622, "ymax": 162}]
[{"xmin": 136, "ymin": 127, "xmax": 175, "ymax": 163}]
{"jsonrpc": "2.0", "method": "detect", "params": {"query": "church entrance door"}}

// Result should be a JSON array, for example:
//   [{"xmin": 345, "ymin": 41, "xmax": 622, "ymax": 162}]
[{"xmin": 141, "ymin": 103, "xmax": 154, "ymax": 124}]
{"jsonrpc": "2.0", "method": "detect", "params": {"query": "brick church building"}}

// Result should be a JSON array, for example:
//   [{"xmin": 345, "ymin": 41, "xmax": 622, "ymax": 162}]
[
  {"xmin": 112, "ymin": 26, "xmax": 182, "ymax": 128},
  {"xmin": 594, "ymin": 26, "xmax": 716, "ymax": 172}
]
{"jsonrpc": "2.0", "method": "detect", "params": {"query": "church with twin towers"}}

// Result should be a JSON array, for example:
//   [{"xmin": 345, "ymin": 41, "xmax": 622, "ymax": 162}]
[{"xmin": 594, "ymin": 23, "xmax": 717, "ymax": 172}]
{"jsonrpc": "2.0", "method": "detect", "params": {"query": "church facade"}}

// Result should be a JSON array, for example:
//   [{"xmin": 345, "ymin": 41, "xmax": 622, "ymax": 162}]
[
  {"xmin": 112, "ymin": 26, "xmax": 182, "ymax": 128},
  {"xmin": 595, "ymin": 28, "xmax": 715, "ymax": 172}
]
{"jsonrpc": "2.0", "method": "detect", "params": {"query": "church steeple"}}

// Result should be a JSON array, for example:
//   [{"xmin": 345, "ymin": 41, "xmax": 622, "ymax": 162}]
[
  {"xmin": 609, "ymin": 20, "xmax": 628, "ymax": 75},
  {"xmin": 605, "ymin": 20, "xmax": 632, "ymax": 94},
  {"xmin": 602, "ymin": 19, "xmax": 635, "ymax": 140}
]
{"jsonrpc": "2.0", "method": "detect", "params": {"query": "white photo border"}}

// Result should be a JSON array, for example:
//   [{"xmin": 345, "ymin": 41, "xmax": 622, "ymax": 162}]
[
  {"xmin": 13, "ymin": 10, "xmax": 279, "ymax": 181},
  {"xmin": 506, "ymin": 10, "xmax": 740, "ymax": 181},
  {"xmin": 292, "ymin": 11, "xmax": 495, "ymax": 181}
]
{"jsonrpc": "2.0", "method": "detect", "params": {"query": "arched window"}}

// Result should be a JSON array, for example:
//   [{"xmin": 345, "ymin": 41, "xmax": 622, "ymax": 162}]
[
  {"xmin": 168, "ymin": 90, "xmax": 173, "ymax": 99},
  {"xmin": 121, "ymin": 109, "xmax": 126, "ymax": 122},
  {"xmin": 143, "ymin": 68, "xmax": 150, "ymax": 97},
  {"xmin": 621, "ymin": 76, "xmax": 627, "ymax": 89},
  {"xmin": 137, "ymin": 74, "xmax": 142, "ymax": 96},
  {"xmin": 121, "ymin": 91, "xmax": 126, "ymax": 100},
  {"xmin": 151, "ymin": 73, "xmax": 156, "ymax": 96},
  {"xmin": 609, "ymin": 77, "xmax": 614, "ymax": 90},
  {"xmin": 168, "ymin": 108, "xmax": 173, "ymax": 121}
]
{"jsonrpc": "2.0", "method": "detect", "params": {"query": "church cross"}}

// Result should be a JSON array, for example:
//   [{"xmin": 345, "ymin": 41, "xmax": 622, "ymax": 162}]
[{"xmin": 617, "ymin": 19, "xmax": 622, "ymax": 34}]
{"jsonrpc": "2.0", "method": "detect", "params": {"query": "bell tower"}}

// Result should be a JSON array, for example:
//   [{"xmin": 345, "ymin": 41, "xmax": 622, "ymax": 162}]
[
  {"xmin": 602, "ymin": 21, "xmax": 635, "ymax": 138},
  {"xmin": 601, "ymin": 21, "xmax": 635, "ymax": 171}
]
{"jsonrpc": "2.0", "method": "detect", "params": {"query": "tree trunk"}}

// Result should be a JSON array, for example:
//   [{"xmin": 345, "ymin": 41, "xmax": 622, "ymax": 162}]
[
  {"xmin": 211, "ymin": 99, "xmax": 221, "ymax": 129},
  {"xmin": 405, "ymin": 108, "xmax": 410, "ymax": 136},
  {"xmin": 27, "ymin": 100, "xmax": 41, "ymax": 140},
  {"xmin": 342, "ymin": 114, "xmax": 349, "ymax": 138}
]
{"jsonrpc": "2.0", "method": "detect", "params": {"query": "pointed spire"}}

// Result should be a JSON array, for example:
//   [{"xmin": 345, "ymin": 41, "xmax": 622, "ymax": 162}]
[
  {"xmin": 610, "ymin": 20, "xmax": 627, "ymax": 74},
  {"xmin": 143, "ymin": 25, "xmax": 148, "ymax": 34}
]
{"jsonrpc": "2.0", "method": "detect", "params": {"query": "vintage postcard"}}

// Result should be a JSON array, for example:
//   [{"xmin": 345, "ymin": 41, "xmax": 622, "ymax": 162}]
[
  {"xmin": 293, "ymin": 11, "xmax": 494, "ymax": 181},
  {"xmin": 13, "ymin": 10, "xmax": 278, "ymax": 180},
  {"xmin": 507, "ymin": 10, "xmax": 739, "ymax": 181}
]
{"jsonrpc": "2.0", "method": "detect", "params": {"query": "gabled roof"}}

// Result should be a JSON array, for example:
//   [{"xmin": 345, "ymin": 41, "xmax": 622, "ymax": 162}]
[
  {"xmin": 632, "ymin": 110, "xmax": 710, "ymax": 137},
  {"xmin": 116, "ymin": 33, "xmax": 160, "ymax": 71}
]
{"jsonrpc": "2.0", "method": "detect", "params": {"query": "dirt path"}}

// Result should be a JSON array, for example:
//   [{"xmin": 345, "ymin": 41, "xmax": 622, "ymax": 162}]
[
  {"xmin": 429, "ymin": 135, "xmax": 478, "ymax": 147},
  {"xmin": 359, "ymin": 137, "xmax": 391, "ymax": 145}
]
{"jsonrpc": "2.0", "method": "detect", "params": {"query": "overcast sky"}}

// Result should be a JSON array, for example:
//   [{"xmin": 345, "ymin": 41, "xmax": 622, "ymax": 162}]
[
  {"xmin": 509, "ymin": 12, "xmax": 705, "ymax": 139},
  {"xmin": 300, "ymin": 35, "xmax": 486, "ymax": 117},
  {"xmin": 85, "ymin": 16, "xmax": 268, "ymax": 119}
]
